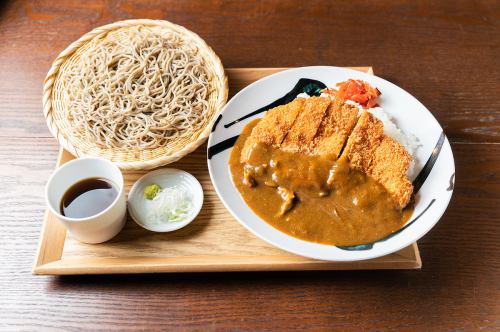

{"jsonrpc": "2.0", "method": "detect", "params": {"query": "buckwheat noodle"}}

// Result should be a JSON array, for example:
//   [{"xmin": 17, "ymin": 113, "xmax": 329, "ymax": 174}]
[{"xmin": 59, "ymin": 25, "xmax": 213, "ymax": 149}]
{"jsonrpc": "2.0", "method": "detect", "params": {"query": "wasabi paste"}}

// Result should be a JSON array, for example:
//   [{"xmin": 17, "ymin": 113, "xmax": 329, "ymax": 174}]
[{"xmin": 144, "ymin": 183, "xmax": 161, "ymax": 200}]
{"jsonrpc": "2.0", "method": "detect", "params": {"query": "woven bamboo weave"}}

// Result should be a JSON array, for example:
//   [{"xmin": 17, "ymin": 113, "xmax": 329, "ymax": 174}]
[{"xmin": 43, "ymin": 19, "xmax": 228, "ymax": 170}]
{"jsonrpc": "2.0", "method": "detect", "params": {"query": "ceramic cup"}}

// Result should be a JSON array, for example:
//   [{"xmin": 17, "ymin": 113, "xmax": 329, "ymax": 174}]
[{"xmin": 45, "ymin": 157, "xmax": 126, "ymax": 244}]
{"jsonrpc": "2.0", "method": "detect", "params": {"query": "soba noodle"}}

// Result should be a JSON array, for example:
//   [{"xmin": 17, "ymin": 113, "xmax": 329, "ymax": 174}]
[{"xmin": 58, "ymin": 25, "xmax": 213, "ymax": 149}]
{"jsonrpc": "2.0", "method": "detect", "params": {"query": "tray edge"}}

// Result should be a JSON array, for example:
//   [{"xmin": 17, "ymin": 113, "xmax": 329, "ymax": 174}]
[{"xmin": 33, "ymin": 66, "xmax": 422, "ymax": 275}]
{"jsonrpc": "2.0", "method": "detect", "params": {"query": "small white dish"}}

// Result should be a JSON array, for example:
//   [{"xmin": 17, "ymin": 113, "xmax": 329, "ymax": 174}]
[
  {"xmin": 127, "ymin": 168, "xmax": 203, "ymax": 232},
  {"xmin": 45, "ymin": 157, "xmax": 127, "ymax": 244}
]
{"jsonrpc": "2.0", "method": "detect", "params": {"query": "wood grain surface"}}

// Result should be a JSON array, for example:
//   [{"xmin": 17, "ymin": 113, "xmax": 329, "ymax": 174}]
[
  {"xmin": 33, "ymin": 67, "xmax": 421, "ymax": 276},
  {"xmin": 0, "ymin": 0, "xmax": 499, "ymax": 330}
]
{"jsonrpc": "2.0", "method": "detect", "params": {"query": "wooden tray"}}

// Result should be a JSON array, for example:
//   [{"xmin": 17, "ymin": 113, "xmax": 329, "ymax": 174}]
[{"xmin": 33, "ymin": 67, "xmax": 422, "ymax": 275}]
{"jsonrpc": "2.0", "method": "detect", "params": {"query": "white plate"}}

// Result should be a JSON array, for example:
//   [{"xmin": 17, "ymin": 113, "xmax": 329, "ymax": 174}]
[
  {"xmin": 127, "ymin": 168, "xmax": 204, "ymax": 232},
  {"xmin": 207, "ymin": 66, "xmax": 455, "ymax": 261}
]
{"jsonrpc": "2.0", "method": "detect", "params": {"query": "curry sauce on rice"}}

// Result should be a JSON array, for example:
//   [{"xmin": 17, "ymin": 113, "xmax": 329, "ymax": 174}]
[{"xmin": 230, "ymin": 79, "xmax": 418, "ymax": 246}]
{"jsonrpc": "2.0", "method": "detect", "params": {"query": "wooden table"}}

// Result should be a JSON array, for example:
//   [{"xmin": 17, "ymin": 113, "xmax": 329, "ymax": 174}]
[{"xmin": 1, "ymin": 1, "xmax": 498, "ymax": 330}]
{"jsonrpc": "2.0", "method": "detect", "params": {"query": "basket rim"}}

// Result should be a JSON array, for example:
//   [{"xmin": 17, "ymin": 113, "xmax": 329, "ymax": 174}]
[{"xmin": 43, "ymin": 19, "xmax": 228, "ymax": 171}]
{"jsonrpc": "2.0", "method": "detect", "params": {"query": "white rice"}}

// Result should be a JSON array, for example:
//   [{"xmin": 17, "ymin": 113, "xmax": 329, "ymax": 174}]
[
  {"xmin": 296, "ymin": 92, "xmax": 310, "ymax": 99},
  {"xmin": 345, "ymin": 99, "xmax": 364, "ymax": 114}
]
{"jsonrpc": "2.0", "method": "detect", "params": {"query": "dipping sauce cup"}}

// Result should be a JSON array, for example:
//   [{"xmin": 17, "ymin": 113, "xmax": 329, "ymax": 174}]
[{"xmin": 45, "ymin": 157, "xmax": 126, "ymax": 244}]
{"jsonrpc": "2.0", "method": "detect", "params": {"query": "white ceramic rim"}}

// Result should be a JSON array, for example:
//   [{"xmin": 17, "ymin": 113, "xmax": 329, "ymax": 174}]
[{"xmin": 45, "ymin": 157, "xmax": 125, "ymax": 223}]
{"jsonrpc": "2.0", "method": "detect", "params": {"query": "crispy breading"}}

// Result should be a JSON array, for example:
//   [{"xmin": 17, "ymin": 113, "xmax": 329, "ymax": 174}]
[
  {"xmin": 240, "ymin": 98, "xmax": 305, "ymax": 163},
  {"xmin": 311, "ymin": 101, "xmax": 359, "ymax": 158},
  {"xmin": 370, "ymin": 136, "xmax": 413, "ymax": 208},
  {"xmin": 239, "ymin": 98, "xmax": 414, "ymax": 208},
  {"xmin": 340, "ymin": 111, "xmax": 384, "ymax": 171},
  {"xmin": 281, "ymin": 97, "xmax": 331, "ymax": 153},
  {"xmin": 340, "ymin": 111, "xmax": 413, "ymax": 208}
]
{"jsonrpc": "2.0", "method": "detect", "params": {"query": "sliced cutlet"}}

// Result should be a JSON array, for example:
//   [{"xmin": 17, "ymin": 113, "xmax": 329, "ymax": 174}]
[
  {"xmin": 240, "ymin": 98, "xmax": 305, "ymax": 163},
  {"xmin": 280, "ymin": 97, "xmax": 331, "ymax": 154},
  {"xmin": 311, "ymin": 100, "xmax": 359, "ymax": 158},
  {"xmin": 340, "ymin": 111, "xmax": 413, "ymax": 208},
  {"xmin": 370, "ymin": 136, "xmax": 413, "ymax": 208},
  {"xmin": 340, "ymin": 111, "xmax": 384, "ymax": 172}
]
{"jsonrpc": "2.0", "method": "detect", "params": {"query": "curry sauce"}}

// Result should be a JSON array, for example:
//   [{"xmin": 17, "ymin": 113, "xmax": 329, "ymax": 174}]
[{"xmin": 229, "ymin": 119, "xmax": 413, "ymax": 246}]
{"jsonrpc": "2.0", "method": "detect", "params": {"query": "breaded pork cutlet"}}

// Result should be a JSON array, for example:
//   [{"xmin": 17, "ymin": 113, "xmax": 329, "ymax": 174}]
[
  {"xmin": 310, "ymin": 100, "xmax": 359, "ymax": 158},
  {"xmin": 340, "ymin": 111, "xmax": 384, "ymax": 171},
  {"xmin": 340, "ymin": 111, "xmax": 413, "ymax": 208},
  {"xmin": 240, "ymin": 98, "xmax": 305, "ymax": 163},
  {"xmin": 370, "ymin": 136, "xmax": 413, "ymax": 209},
  {"xmin": 280, "ymin": 96, "xmax": 331, "ymax": 154}
]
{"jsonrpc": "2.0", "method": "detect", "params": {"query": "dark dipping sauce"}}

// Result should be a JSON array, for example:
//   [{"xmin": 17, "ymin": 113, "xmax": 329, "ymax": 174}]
[
  {"xmin": 229, "ymin": 119, "xmax": 413, "ymax": 246},
  {"xmin": 60, "ymin": 178, "xmax": 118, "ymax": 219}
]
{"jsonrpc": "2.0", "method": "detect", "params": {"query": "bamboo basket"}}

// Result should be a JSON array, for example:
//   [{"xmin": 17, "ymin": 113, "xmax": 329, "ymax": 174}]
[{"xmin": 43, "ymin": 19, "xmax": 228, "ymax": 170}]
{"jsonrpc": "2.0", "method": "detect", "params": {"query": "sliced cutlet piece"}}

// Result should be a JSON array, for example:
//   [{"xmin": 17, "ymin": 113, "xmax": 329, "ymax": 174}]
[
  {"xmin": 340, "ymin": 111, "xmax": 413, "ymax": 208},
  {"xmin": 370, "ymin": 136, "xmax": 413, "ymax": 208},
  {"xmin": 280, "ymin": 97, "xmax": 331, "ymax": 154},
  {"xmin": 240, "ymin": 98, "xmax": 305, "ymax": 163},
  {"xmin": 311, "ymin": 100, "xmax": 359, "ymax": 158},
  {"xmin": 340, "ymin": 111, "xmax": 384, "ymax": 172}
]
